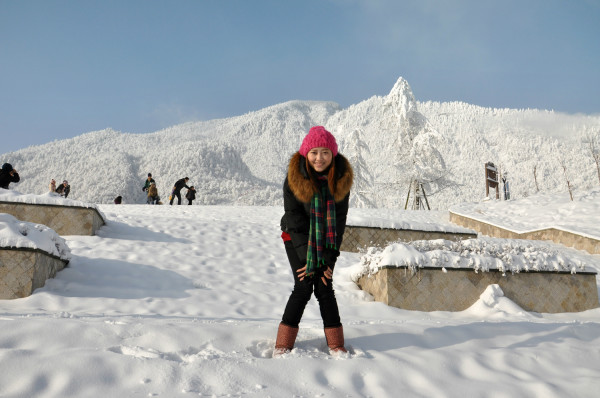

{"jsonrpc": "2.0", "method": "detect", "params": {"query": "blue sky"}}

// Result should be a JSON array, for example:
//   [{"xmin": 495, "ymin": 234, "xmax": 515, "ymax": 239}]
[{"xmin": 1, "ymin": 0, "xmax": 599, "ymax": 153}]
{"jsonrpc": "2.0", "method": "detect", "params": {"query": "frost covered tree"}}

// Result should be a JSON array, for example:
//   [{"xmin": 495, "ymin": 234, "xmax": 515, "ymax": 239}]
[
  {"xmin": 582, "ymin": 128, "xmax": 600, "ymax": 185},
  {"xmin": 384, "ymin": 77, "xmax": 449, "ymax": 209},
  {"xmin": 344, "ymin": 128, "xmax": 374, "ymax": 208}
]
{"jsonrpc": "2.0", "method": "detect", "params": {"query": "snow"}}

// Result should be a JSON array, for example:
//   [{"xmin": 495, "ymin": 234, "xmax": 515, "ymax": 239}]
[
  {"xmin": 0, "ymin": 188, "xmax": 100, "ymax": 210},
  {"xmin": 0, "ymin": 213, "xmax": 70, "ymax": 260},
  {"xmin": 347, "ymin": 208, "xmax": 474, "ymax": 233},
  {"xmin": 450, "ymin": 188, "xmax": 600, "ymax": 239},
  {"xmin": 1, "ymin": 192, "xmax": 599, "ymax": 397},
  {"xmin": 352, "ymin": 237, "xmax": 593, "ymax": 280}
]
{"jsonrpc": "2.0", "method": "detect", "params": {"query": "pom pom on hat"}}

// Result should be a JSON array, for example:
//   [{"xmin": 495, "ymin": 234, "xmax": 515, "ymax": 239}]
[{"xmin": 299, "ymin": 126, "xmax": 338, "ymax": 157}]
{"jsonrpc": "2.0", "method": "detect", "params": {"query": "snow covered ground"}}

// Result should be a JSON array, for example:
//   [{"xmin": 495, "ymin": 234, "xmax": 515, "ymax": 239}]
[
  {"xmin": 1, "ymin": 194, "xmax": 600, "ymax": 397},
  {"xmin": 450, "ymin": 188, "xmax": 600, "ymax": 239},
  {"xmin": 354, "ymin": 189, "xmax": 600, "ymax": 278}
]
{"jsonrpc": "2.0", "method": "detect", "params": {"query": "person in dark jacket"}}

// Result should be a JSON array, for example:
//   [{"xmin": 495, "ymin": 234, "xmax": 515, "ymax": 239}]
[
  {"xmin": 169, "ymin": 177, "xmax": 190, "ymax": 205},
  {"xmin": 0, "ymin": 163, "xmax": 20, "ymax": 189},
  {"xmin": 142, "ymin": 173, "xmax": 155, "ymax": 193},
  {"xmin": 185, "ymin": 186, "xmax": 196, "ymax": 205},
  {"xmin": 55, "ymin": 180, "xmax": 70, "ymax": 198},
  {"xmin": 274, "ymin": 126, "xmax": 353, "ymax": 356}
]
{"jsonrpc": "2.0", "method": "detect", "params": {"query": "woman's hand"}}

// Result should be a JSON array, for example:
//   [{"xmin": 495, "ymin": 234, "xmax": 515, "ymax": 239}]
[
  {"xmin": 296, "ymin": 265, "xmax": 307, "ymax": 281},
  {"xmin": 321, "ymin": 266, "xmax": 333, "ymax": 286}
]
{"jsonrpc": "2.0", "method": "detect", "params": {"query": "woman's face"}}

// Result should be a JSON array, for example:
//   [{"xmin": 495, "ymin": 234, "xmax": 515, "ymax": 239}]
[{"xmin": 307, "ymin": 147, "xmax": 333, "ymax": 172}]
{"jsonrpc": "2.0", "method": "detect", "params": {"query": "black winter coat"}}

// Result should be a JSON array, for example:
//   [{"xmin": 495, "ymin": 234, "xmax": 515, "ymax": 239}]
[
  {"xmin": 280, "ymin": 152, "xmax": 353, "ymax": 269},
  {"xmin": 0, "ymin": 170, "xmax": 20, "ymax": 189},
  {"xmin": 186, "ymin": 189, "xmax": 196, "ymax": 200},
  {"xmin": 56, "ymin": 184, "xmax": 70, "ymax": 198},
  {"xmin": 173, "ymin": 178, "xmax": 189, "ymax": 192}
]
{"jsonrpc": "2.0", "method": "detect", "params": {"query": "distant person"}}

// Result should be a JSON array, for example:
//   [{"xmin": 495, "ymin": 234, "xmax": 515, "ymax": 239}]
[
  {"xmin": 56, "ymin": 180, "xmax": 70, "ymax": 198},
  {"xmin": 185, "ymin": 186, "xmax": 196, "ymax": 205},
  {"xmin": 49, "ymin": 179, "xmax": 57, "ymax": 193},
  {"xmin": 502, "ymin": 174, "xmax": 511, "ymax": 200},
  {"xmin": 169, "ymin": 177, "xmax": 190, "ymax": 205},
  {"xmin": 147, "ymin": 182, "xmax": 159, "ymax": 205},
  {"xmin": 114, "ymin": 195, "xmax": 122, "ymax": 204},
  {"xmin": 0, "ymin": 163, "xmax": 20, "ymax": 189},
  {"xmin": 142, "ymin": 173, "xmax": 155, "ymax": 193}
]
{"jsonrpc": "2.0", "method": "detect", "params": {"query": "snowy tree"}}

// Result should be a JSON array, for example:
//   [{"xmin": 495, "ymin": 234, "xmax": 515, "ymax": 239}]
[
  {"xmin": 582, "ymin": 128, "xmax": 600, "ymax": 185},
  {"xmin": 384, "ymin": 77, "xmax": 449, "ymax": 209},
  {"xmin": 344, "ymin": 128, "xmax": 374, "ymax": 208}
]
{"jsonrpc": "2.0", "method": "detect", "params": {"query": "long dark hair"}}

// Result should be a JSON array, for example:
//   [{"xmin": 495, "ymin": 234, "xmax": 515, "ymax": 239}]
[{"xmin": 304, "ymin": 156, "xmax": 337, "ymax": 195}]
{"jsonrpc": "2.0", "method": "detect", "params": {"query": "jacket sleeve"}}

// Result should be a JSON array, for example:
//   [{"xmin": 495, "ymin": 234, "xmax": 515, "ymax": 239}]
[
  {"xmin": 282, "ymin": 177, "xmax": 309, "ymax": 265},
  {"xmin": 12, "ymin": 172, "xmax": 20, "ymax": 184},
  {"xmin": 323, "ymin": 192, "xmax": 350, "ymax": 269}
]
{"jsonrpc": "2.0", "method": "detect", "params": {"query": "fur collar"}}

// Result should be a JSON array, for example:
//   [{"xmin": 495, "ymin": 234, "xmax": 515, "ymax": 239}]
[{"xmin": 287, "ymin": 152, "xmax": 353, "ymax": 203}]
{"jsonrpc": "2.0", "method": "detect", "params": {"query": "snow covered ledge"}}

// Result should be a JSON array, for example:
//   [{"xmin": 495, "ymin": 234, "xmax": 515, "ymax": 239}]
[
  {"xmin": 351, "ymin": 239, "xmax": 599, "ymax": 313},
  {"xmin": 449, "ymin": 211, "xmax": 600, "ymax": 255},
  {"xmin": 0, "ymin": 214, "xmax": 71, "ymax": 299},
  {"xmin": 0, "ymin": 190, "xmax": 105, "ymax": 236},
  {"xmin": 342, "ymin": 209, "xmax": 477, "ymax": 252},
  {"xmin": 448, "ymin": 190, "xmax": 600, "ymax": 255}
]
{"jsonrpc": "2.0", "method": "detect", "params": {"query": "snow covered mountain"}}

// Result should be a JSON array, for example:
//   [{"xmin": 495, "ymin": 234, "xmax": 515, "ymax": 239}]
[{"xmin": 3, "ymin": 77, "xmax": 599, "ymax": 208}]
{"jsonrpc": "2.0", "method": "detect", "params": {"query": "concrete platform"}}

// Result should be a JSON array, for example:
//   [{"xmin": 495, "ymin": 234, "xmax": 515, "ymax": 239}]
[
  {"xmin": 341, "ymin": 225, "xmax": 477, "ymax": 253},
  {"xmin": 0, "ymin": 201, "xmax": 104, "ymax": 236},
  {"xmin": 357, "ymin": 265, "xmax": 599, "ymax": 313},
  {"xmin": 0, "ymin": 248, "xmax": 69, "ymax": 299},
  {"xmin": 450, "ymin": 211, "xmax": 600, "ymax": 255}
]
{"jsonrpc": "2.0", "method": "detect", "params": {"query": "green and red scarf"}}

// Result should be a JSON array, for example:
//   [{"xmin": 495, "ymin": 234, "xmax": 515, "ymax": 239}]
[{"xmin": 306, "ymin": 175, "xmax": 337, "ymax": 276}]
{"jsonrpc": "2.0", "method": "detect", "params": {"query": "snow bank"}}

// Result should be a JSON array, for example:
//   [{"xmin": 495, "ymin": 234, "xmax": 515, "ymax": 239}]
[
  {"xmin": 0, "ymin": 213, "xmax": 71, "ymax": 260},
  {"xmin": 347, "ymin": 207, "xmax": 474, "ymax": 233},
  {"xmin": 463, "ymin": 284, "xmax": 531, "ymax": 319},
  {"xmin": 351, "ymin": 236, "xmax": 596, "ymax": 282},
  {"xmin": 450, "ymin": 188, "xmax": 600, "ymax": 239},
  {"xmin": 0, "ymin": 188, "xmax": 100, "ymax": 210}
]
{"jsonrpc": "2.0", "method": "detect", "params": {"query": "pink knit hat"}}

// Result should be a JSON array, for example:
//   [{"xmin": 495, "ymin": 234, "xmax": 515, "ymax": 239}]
[{"xmin": 299, "ymin": 126, "xmax": 338, "ymax": 157}]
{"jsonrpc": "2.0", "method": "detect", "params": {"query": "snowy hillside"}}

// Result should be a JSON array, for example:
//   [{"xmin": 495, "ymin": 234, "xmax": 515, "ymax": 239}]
[{"xmin": 2, "ymin": 77, "xmax": 599, "ymax": 208}]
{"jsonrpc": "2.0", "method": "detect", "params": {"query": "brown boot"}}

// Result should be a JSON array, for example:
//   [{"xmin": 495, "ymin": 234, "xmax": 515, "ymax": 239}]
[
  {"xmin": 324, "ymin": 325, "xmax": 347, "ymax": 353},
  {"xmin": 274, "ymin": 322, "xmax": 299, "ymax": 356}
]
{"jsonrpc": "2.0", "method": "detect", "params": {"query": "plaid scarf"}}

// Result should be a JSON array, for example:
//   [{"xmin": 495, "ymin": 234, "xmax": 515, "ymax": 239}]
[{"xmin": 306, "ymin": 175, "xmax": 337, "ymax": 276}]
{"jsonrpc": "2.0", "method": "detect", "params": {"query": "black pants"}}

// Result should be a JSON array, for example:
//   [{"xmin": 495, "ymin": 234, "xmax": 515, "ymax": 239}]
[
  {"xmin": 170, "ymin": 191, "xmax": 182, "ymax": 205},
  {"xmin": 281, "ymin": 241, "xmax": 341, "ymax": 328}
]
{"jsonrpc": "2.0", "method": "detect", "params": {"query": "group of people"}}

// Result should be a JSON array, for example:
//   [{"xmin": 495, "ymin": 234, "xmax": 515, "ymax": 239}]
[
  {"xmin": 141, "ymin": 173, "xmax": 197, "ymax": 205},
  {"xmin": 49, "ymin": 179, "xmax": 70, "ymax": 198},
  {"xmin": 2, "ymin": 126, "xmax": 354, "ymax": 356},
  {"xmin": 1, "ymin": 163, "xmax": 72, "ymax": 200}
]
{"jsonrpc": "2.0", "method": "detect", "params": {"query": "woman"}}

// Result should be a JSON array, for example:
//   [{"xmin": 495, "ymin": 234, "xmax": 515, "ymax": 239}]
[{"xmin": 275, "ymin": 126, "xmax": 353, "ymax": 356}]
